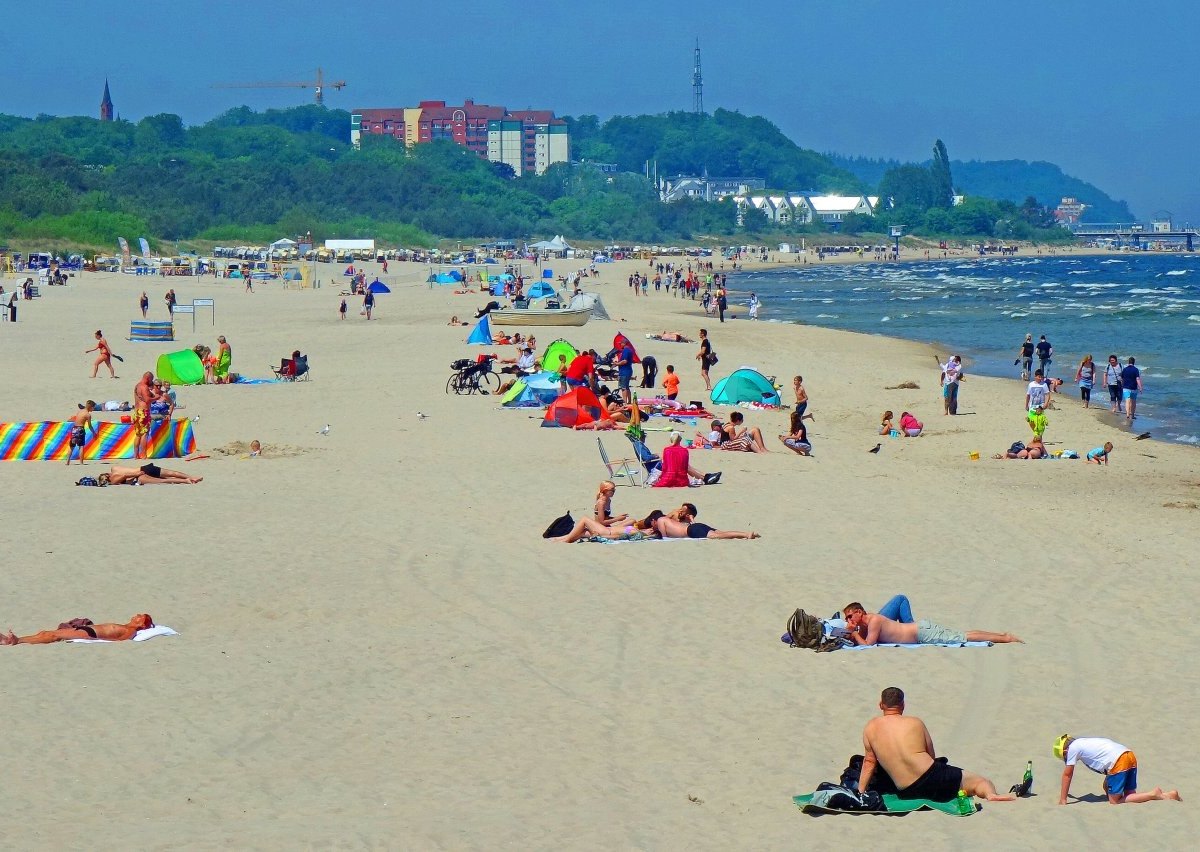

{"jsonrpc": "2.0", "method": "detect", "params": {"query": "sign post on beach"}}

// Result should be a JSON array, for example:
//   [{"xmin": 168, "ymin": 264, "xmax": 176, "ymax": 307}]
[
  {"xmin": 173, "ymin": 303, "xmax": 195, "ymax": 332},
  {"xmin": 193, "ymin": 298, "xmax": 215, "ymax": 327}
]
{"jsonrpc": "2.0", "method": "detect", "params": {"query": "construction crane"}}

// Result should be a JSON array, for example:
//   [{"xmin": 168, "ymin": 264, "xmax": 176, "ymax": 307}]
[{"xmin": 212, "ymin": 67, "xmax": 347, "ymax": 106}]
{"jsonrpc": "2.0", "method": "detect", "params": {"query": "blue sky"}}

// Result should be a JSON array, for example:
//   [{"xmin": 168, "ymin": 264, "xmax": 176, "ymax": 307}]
[{"xmin": 5, "ymin": 0, "xmax": 1198, "ymax": 223}]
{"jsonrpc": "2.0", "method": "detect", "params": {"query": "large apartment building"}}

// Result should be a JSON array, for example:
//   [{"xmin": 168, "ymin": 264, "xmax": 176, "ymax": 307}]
[{"xmin": 352, "ymin": 99, "xmax": 569, "ymax": 175}]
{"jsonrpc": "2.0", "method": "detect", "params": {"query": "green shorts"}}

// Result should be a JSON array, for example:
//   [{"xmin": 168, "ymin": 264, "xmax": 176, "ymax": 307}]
[{"xmin": 916, "ymin": 619, "xmax": 966, "ymax": 644}]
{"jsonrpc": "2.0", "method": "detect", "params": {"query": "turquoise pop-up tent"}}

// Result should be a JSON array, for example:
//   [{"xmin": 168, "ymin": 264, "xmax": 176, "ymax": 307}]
[
  {"xmin": 527, "ymin": 280, "xmax": 556, "ymax": 299},
  {"xmin": 710, "ymin": 368, "xmax": 780, "ymax": 406}
]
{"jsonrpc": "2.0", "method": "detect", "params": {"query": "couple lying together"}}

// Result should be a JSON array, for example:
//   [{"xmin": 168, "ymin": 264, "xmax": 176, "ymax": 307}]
[{"xmin": 551, "ymin": 501, "xmax": 759, "ymax": 543}]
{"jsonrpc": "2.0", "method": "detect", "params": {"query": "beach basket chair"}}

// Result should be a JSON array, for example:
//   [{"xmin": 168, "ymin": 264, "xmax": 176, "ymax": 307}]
[{"xmin": 598, "ymin": 438, "xmax": 646, "ymax": 487}]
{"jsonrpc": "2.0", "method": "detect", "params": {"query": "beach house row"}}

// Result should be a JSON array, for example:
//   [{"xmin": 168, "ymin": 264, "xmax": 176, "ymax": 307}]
[{"xmin": 736, "ymin": 193, "xmax": 881, "ymax": 226}]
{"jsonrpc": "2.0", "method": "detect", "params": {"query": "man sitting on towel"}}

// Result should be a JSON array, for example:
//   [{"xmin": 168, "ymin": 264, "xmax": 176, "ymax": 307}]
[
  {"xmin": 1, "ymin": 613, "xmax": 153, "ymax": 645},
  {"xmin": 842, "ymin": 603, "xmax": 1023, "ymax": 646},
  {"xmin": 860, "ymin": 687, "xmax": 1014, "ymax": 804}
]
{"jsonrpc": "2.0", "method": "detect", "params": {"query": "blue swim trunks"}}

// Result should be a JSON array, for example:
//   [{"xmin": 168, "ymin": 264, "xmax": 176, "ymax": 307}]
[
  {"xmin": 1104, "ymin": 767, "xmax": 1137, "ymax": 796},
  {"xmin": 1122, "ymin": 388, "xmax": 1138, "ymax": 401}
]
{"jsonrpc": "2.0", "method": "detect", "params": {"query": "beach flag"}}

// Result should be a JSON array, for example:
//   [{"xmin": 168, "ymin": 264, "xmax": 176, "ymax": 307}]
[{"xmin": 467, "ymin": 314, "xmax": 492, "ymax": 345}]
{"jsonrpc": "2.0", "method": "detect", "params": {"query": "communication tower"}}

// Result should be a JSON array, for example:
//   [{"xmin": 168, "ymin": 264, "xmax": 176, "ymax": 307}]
[{"xmin": 692, "ymin": 40, "xmax": 704, "ymax": 114}]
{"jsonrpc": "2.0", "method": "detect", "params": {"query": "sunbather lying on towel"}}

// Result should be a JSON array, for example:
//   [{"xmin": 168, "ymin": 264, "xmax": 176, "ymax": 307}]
[
  {"xmin": 550, "ymin": 510, "xmax": 665, "ymax": 543},
  {"xmin": 1, "ymin": 613, "xmax": 153, "ymax": 645},
  {"xmin": 103, "ymin": 463, "xmax": 203, "ymax": 485},
  {"xmin": 653, "ymin": 502, "xmax": 760, "ymax": 540},
  {"xmin": 842, "ymin": 603, "xmax": 1022, "ymax": 645}
]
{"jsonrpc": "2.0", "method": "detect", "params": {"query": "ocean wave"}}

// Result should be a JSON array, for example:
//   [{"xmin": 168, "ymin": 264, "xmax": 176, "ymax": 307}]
[
  {"xmin": 1165, "ymin": 270, "xmax": 1188, "ymax": 276},
  {"xmin": 1188, "ymin": 315, "xmax": 1200, "ymax": 322},
  {"xmin": 1101, "ymin": 259, "xmax": 1126, "ymax": 264},
  {"xmin": 1067, "ymin": 270, "xmax": 1091, "ymax": 275},
  {"xmin": 814, "ymin": 313, "xmax": 839, "ymax": 318},
  {"xmin": 1172, "ymin": 434, "xmax": 1200, "ymax": 444}
]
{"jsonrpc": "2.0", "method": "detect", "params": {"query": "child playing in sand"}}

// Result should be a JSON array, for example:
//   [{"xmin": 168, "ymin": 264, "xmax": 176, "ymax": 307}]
[
  {"xmin": 693, "ymin": 420, "xmax": 724, "ymax": 448},
  {"xmin": 663, "ymin": 365, "xmax": 680, "ymax": 401},
  {"xmin": 1086, "ymin": 442, "xmax": 1113, "ymax": 465},
  {"xmin": 1027, "ymin": 405, "xmax": 1048, "ymax": 441},
  {"xmin": 339, "ymin": 299, "xmax": 347, "ymax": 320},
  {"xmin": 249, "ymin": 440, "xmax": 262, "ymax": 458},
  {"xmin": 1054, "ymin": 734, "xmax": 1181, "ymax": 805},
  {"xmin": 899, "ymin": 411, "xmax": 923, "ymax": 437},
  {"xmin": 879, "ymin": 410, "xmax": 895, "ymax": 435}
]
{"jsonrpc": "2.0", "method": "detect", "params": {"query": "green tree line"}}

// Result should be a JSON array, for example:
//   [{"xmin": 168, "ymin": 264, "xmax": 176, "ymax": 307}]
[{"xmin": 0, "ymin": 106, "xmax": 1085, "ymax": 250}]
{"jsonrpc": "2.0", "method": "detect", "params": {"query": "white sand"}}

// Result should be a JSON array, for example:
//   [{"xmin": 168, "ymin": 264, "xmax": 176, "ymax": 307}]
[{"xmin": 1, "ymin": 253, "xmax": 1196, "ymax": 847}]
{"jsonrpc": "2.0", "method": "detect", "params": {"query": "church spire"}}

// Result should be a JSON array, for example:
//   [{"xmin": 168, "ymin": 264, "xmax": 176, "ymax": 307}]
[{"xmin": 100, "ymin": 79, "xmax": 114, "ymax": 122}]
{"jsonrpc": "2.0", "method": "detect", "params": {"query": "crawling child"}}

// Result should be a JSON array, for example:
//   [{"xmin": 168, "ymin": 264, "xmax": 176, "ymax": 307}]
[{"xmin": 1086, "ymin": 442, "xmax": 1113, "ymax": 465}]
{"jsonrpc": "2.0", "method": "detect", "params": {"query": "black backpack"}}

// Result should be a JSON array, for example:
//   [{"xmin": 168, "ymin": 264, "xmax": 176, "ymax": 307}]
[{"xmin": 543, "ymin": 511, "xmax": 575, "ymax": 539}]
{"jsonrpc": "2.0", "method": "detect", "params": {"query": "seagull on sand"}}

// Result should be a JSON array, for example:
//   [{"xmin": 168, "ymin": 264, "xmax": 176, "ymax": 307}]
[
  {"xmin": 416, "ymin": 411, "xmax": 428, "ymax": 421},
  {"xmin": 316, "ymin": 424, "xmax": 330, "ymax": 435},
  {"xmin": 868, "ymin": 443, "xmax": 881, "ymax": 454}
]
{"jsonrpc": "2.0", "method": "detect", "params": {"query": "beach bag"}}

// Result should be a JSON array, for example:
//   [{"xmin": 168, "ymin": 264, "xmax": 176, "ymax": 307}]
[
  {"xmin": 709, "ymin": 350, "xmax": 718, "ymax": 365},
  {"xmin": 1009, "ymin": 441, "xmax": 1025, "ymax": 455},
  {"xmin": 810, "ymin": 782, "xmax": 885, "ymax": 812},
  {"xmin": 542, "ymin": 511, "xmax": 574, "ymax": 539},
  {"xmin": 75, "ymin": 476, "xmax": 103, "ymax": 487}
]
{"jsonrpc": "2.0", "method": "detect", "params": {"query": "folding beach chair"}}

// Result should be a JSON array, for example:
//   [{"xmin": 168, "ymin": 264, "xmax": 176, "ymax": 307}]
[
  {"xmin": 624, "ymin": 433, "xmax": 661, "ymax": 477},
  {"xmin": 598, "ymin": 437, "xmax": 645, "ymax": 487},
  {"xmin": 271, "ymin": 358, "xmax": 296, "ymax": 381}
]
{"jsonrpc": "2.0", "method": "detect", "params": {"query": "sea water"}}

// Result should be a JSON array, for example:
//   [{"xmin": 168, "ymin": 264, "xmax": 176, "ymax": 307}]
[{"xmin": 728, "ymin": 252, "xmax": 1200, "ymax": 445}]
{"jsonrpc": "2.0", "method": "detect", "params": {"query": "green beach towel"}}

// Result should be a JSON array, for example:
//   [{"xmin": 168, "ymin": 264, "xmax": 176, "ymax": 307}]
[{"xmin": 793, "ymin": 792, "xmax": 978, "ymax": 817}]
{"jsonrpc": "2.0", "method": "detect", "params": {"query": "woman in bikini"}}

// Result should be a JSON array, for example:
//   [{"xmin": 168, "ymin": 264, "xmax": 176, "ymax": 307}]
[
  {"xmin": 86, "ymin": 330, "xmax": 117, "ymax": 378},
  {"xmin": 594, "ymin": 480, "xmax": 630, "ymax": 526},
  {"xmin": 550, "ymin": 510, "xmax": 665, "ymax": 543}
]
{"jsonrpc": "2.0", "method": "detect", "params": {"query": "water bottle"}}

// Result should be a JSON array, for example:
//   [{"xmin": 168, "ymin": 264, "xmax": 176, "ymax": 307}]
[{"xmin": 956, "ymin": 788, "xmax": 973, "ymax": 815}]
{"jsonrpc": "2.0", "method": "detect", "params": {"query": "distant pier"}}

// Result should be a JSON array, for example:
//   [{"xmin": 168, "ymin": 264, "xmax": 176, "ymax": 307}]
[{"xmin": 1072, "ymin": 223, "xmax": 1197, "ymax": 251}]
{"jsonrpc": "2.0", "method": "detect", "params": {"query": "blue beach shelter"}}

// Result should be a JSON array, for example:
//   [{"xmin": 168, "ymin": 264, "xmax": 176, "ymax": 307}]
[
  {"xmin": 467, "ymin": 314, "xmax": 492, "ymax": 345},
  {"xmin": 527, "ymin": 280, "xmax": 556, "ymax": 299},
  {"xmin": 367, "ymin": 279, "xmax": 391, "ymax": 293},
  {"xmin": 710, "ymin": 368, "xmax": 780, "ymax": 406}
]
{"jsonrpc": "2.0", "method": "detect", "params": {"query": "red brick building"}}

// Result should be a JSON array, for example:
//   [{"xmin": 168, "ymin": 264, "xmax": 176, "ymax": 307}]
[{"xmin": 352, "ymin": 100, "xmax": 569, "ymax": 175}]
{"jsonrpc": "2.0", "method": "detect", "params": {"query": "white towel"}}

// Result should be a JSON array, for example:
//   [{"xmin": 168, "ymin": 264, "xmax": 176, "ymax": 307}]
[{"xmin": 67, "ymin": 625, "xmax": 179, "ymax": 644}]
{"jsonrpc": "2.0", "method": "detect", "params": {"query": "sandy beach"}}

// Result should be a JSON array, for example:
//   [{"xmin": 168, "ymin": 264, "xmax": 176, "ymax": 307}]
[{"xmin": 1, "ymin": 249, "xmax": 1196, "ymax": 848}]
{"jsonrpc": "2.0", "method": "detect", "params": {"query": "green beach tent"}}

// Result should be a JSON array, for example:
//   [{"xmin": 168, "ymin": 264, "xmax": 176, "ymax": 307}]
[
  {"xmin": 709, "ymin": 368, "xmax": 780, "ymax": 406},
  {"xmin": 156, "ymin": 349, "xmax": 206, "ymax": 386},
  {"xmin": 539, "ymin": 338, "xmax": 578, "ymax": 372}
]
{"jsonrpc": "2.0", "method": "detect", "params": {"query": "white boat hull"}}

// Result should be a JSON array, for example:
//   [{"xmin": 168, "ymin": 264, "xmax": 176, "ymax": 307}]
[{"xmin": 489, "ymin": 307, "xmax": 592, "ymax": 327}]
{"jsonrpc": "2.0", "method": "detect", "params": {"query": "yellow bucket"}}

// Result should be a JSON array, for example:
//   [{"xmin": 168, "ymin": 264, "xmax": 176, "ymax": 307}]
[{"xmin": 969, "ymin": 451, "xmax": 980, "ymax": 461}]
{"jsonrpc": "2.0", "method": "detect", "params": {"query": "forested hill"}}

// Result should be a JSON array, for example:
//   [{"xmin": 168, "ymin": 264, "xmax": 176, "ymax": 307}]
[
  {"xmin": 827, "ymin": 154, "xmax": 1135, "ymax": 222},
  {"xmin": 568, "ymin": 109, "xmax": 861, "ymax": 191},
  {"xmin": 0, "ymin": 105, "xmax": 863, "ymax": 249}
]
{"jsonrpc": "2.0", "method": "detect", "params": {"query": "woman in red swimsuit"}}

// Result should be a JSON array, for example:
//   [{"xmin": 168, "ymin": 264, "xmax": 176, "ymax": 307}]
[{"xmin": 86, "ymin": 330, "xmax": 117, "ymax": 378}]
